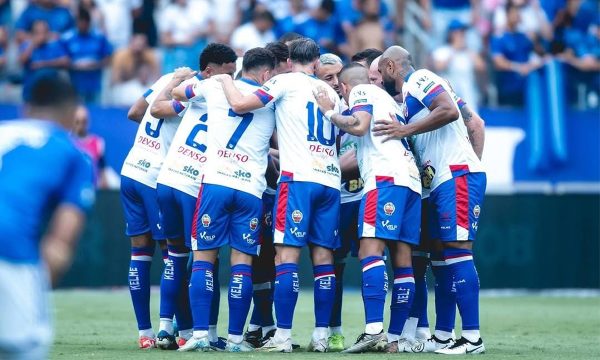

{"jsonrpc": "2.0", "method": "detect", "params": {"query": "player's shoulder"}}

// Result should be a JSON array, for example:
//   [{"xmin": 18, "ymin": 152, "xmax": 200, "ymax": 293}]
[{"xmin": 406, "ymin": 68, "xmax": 443, "ymax": 92}]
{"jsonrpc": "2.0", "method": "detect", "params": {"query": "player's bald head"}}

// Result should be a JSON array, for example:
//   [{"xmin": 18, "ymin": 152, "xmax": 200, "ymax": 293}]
[
  {"xmin": 381, "ymin": 45, "xmax": 412, "ymax": 67},
  {"xmin": 378, "ymin": 46, "xmax": 413, "ymax": 96},
  {"xmin": 339, "ymin": 63, "xmax": 369, "ymax": 87},
  {"xmin": 369, "ymin": 55, "xmax": 383, "ymax": 88}
]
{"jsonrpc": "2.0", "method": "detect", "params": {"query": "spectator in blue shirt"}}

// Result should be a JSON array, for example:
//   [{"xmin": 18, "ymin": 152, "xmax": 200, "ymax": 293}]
[
  {"xmin": 19, "ymin": 20, "xmax": 70, "ymax": 86},
  {"xmin": 422, "ymin": 0, "xmax": 481, "ymax": 50},
  {"xmin": 15, "ymin": 0, "xmax": 75, "ymax": 43},
  {"xmin": 294, "ymin": 0, "xmax": 347, "ymax": 55},
  {"xmin": 62, "ymin": 9, "xmax": 113, "ymax": 103},
  {"xmin": 491, "ymin": 2, "xmax": 543, "ymax": 106}
]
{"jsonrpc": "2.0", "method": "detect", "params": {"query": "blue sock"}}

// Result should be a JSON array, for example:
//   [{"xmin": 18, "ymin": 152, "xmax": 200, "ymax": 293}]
[
  {"xmin": 228, "ymin": 264, "xmax": 253, "ymax": 336},
  {"xmin": 159, "ymin": 245, "xmax": 190, "ymax": 329},
  {"xmin": 313, "ymin": 264, "xmax": 336, "ymax": 328},
  {"xmin": 388, "ymin": 267, "xmax": 415, "ymax": 336},
  {"xmin": 410, "ymin": 254, "xmax": 430, "ymax": 328},
  {"xmin": 251, "ymin": 282, "xmax": 274, "ymax": 327},
  {"xmin": 189, "ymin": 261, "xmax": 214, "ymax": 331},
  {"xmin": 360, "ymin": 256, "xmax": 387, "ymax": 330},
  {"xmin": 210, "ymin": 260, "xmax": 220, "ymax": 327},
  {"xmin": 329, "ymin": 263, "xmax": 345, "ymax": 328},
  {"xmin": 444, "ymin": 248, "xmax": 480, "ymax": 331},
  {"xmin": 274, "ymin": 263, "xmax": 299, "ymax": 329},
  {"xmin": 129, "ymin": 245, "xmax": 154, "ymax": 331},
  {"xmin": 431, "ymin": 252, "xmax": 456, "ymax": 333}
]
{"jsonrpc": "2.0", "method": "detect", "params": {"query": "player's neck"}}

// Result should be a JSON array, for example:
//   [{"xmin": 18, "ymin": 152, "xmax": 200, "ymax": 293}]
[{"xmin": 291, "ymin": 63, "xmax": 315, "ymax": 76}]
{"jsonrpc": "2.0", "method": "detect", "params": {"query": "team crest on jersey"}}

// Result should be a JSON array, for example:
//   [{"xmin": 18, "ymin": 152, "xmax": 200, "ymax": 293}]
[
  {"xmin": 421, "ymin": 165, "xmax": 436, "ymax": 189},
  {"xmin": 249, "ymin": 218, "xmax": 259, "ymax": 231},
  {"xmin": 292, "ymin": 210, "xmax": 303, "ymax": 223},
  {"xmin": 384, "ymin": 202, "xmax": 395, "ymax": 216},
  {"xmin": 201, "ymin": 214, "xmax": 211, "ymax": 228},
  {"xmin": 473, "ymin": 205, "xmax": 481, "ymax": 219}
]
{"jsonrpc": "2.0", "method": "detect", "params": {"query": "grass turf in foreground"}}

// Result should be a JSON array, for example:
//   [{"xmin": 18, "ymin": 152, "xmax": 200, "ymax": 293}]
[{"xmin": 51, "ymin": 289, "xmax": 600, "ymax": 359}]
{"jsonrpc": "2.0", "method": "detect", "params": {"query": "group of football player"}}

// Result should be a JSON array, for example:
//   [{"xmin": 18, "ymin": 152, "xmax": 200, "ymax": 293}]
[{"xmin": 120, "ymin": 34, "xmax": 487, "ymax": 354}]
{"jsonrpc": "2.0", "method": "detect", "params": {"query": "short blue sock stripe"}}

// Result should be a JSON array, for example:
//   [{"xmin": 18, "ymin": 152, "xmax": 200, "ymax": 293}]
[
  {"xmin": 313, "ymin": 264, "xmax": 335, "ymax": 279},
  {"xmin": 360, "ymin": 256, "xmax": 385, "ymax": 270}
]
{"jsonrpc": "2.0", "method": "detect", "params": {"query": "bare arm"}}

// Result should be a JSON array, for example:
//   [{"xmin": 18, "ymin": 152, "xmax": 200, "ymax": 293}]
[
  {"xmin": 339, "ymin": 148, "xmax": 360, "ymax": 181},
  {"xmin": 150, "ymin": 67, "xmax": 197, "ymax": 118},
  {"xmin": 127, "ymin": 96, "xmax": 149, "ymax": 123},
  {"xmin": 41, "ymin": 205, "xmax": 86, "ymax": 287},
  {"xmin": 460, "ymin": 104, "xmax": 485, "ymax": 159},
  {"xmin": 312, "ymin": 86, "xmax": 371, "ymax": 136},
  {"xmin": 214, "ymin": 74, "xmax": 265, "ymax": 113}
]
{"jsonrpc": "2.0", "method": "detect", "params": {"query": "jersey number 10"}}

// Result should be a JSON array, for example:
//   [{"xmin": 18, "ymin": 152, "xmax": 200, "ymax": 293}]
[{"xmin": 306, "ymin": 102, "xmax": 335, "ymax": 146}]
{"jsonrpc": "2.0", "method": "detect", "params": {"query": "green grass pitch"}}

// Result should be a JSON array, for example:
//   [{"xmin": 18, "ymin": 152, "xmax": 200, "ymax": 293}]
[{"xmin": 51, "ymin": 289, "xmax": 600, "ymax": 359}]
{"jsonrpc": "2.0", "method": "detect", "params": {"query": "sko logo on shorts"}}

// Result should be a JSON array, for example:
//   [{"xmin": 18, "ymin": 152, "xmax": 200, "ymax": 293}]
[{"xmin": 292, "ymin": 210, "xmax": 303, "ymax": 223}]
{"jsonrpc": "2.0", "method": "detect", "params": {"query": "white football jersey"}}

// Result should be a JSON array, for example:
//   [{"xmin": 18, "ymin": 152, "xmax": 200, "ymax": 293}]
[
  {"xmin": 156, "ymin": 76, "xmax": 208, "ymax": 197},
  {"xmin": 121, "ymin": 73, "xmax": 185, "ymax": 188},
  {"xmin": 349, "ymin": 84, "xmax": 421, "ymax": 195},
  {"xmin": 255, "ymin": 72, "xmax": 341, "ymax": 190},
  {"xmin": 339, "ymin": 132, "xmax": 363, "ymax": 203},
  {"xmin": 187, "ymin": 78, "xmax": 276, "ymax": 198},
  {"xmin": 402, "ymin": 69, "xmax": 484, "ymax": 198}
]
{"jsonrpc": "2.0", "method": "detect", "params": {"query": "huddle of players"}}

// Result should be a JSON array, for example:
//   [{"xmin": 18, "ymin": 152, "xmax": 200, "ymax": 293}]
[{"xmin": 120, "ymin": 36, "xmax": 486, "ymax": 354}]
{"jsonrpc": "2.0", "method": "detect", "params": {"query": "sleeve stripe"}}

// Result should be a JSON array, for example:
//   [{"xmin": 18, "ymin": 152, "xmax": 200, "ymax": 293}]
[
  {"xmin": 143, "ymin": 88, "xmax": 153, "ymax": 98},
  {"xmin": 351, "ymin": 104, "xmax": 373, "ymax": 115},
  {"xmin": 254, "ymin": 89, "xmax": 274, "ymax": 105},
  {"xmin": 171, "ymin": 100, "xmax": 185, "ymax": 114},
  {"xmin": 422, "ymin": 84, "xmax": 445, "ymax": 107},
  {"xmin": 185, "ymin": 84, "xmax": 196, "ymax": 100},
  {"xmin": 457, "ymin": 97, "xmax": 467, "ymax": 109}
]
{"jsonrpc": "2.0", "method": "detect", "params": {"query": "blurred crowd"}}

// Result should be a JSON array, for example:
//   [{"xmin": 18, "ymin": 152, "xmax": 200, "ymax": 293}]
[{"xmin": 0, "ymin": 0, "xmax": 597, "ymax": 108}]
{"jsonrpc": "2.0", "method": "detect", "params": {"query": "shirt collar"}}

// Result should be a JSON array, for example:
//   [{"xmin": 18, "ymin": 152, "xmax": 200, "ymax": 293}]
[{"xmin": 239, "ymin": 77, "xmax": 261, "ymax": 86}]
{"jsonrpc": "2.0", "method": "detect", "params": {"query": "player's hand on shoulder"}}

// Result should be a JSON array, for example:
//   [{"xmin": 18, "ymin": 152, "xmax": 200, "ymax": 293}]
[
  {"xmin": 173, "ymin": 67, "xmax": 197, "ymax": 81},
  {"xmin": 373, "ymin": 112, "xmax": 410, "ymax": 142},
  {"xmin": 312, "ymin": 86, "xmax": 335, "ymax": 112}
]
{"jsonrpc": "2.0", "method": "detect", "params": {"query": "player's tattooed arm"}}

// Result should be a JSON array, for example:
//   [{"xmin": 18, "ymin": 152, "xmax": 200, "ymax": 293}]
[
  {"xmin": 461, "ymin": 104, "xmax": 485, "ymax": 159},
  {"xmin": 151, "ymin": 67, "xmax": 197, "ymax": 118},
  {"xmin": 212, "ymin": 74, "xmax": 265, "ymax": 113},
  {"xmin": 312, "ymin": 86, "xmax": 370, "ymax": 136}
]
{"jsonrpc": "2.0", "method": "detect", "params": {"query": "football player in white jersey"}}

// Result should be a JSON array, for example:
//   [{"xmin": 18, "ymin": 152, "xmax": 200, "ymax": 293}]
[
  {"xmin": 376, "ymin": 46, "xmax": 486, "ymax": 355},
  {"xmin": 119, "ymin": 66, "xmax": 195, "ymax": 349},
  {"xmin": 314, "ymin": 63, "xmax": 422, "ymax": 353},
  {"xmin": 212, "ymin": 38, "xmax": 342, "ymax": 353},
  {"xmin": 150, "ymin": 43, "xmax": 238, "ymax": 350},
  {"xmin": 172, "ymin": 47, "xmax": 277, "ymax": 352}
]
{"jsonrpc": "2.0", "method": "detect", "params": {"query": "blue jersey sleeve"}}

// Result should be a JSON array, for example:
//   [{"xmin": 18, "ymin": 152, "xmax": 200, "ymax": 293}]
[{"xmin": 58, "ymin": 150, "xmax": 95, "ymax": 213}]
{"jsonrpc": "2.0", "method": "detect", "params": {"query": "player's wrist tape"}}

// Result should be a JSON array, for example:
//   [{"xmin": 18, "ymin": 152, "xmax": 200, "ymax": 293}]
[{"xmin": 324, "ymin": 109, "xmax": 336, "ymax": 121}]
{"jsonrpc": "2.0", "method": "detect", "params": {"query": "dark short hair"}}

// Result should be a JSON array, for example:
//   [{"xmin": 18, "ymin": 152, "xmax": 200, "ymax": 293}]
[
  {"xmin": 253, "ymin": 9, "xmax": 275, "ymax": 24},
  {"xmin": 23, "ymin": 70, "xmax": 77, "ymax": 107},
  {"xmin": 77, "ymin": 8, "xmax": 91, "ymax": 23},
  {"xmin": 289, "ymin": 38, "xmax": 320, "ymax": 65},
  {"xmin": 265, "ymin": 42, "xmax": 289, "ymax": 63},
  {"xmin": 279, "ymin": 32, "xmax": 303, "ymax": 43},
  {"xmin": 320, "ymin": 0, "xmax": 335, "ymax": 14},
  {"xmin": 243, "ymin": 47, "xmax": 276, "ymax": 72},
  {"xmin": 199, "ymin": 43, "xmax": 237, "ymax": 71},
  {"xmin": 351, "ymin": 48, "xmax": 383, "ymax": 66}
]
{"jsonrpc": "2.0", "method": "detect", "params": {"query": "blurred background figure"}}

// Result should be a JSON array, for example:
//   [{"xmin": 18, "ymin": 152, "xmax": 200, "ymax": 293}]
[
  {"xmin": 274, "ymin": 0, "xmax": 310, "ymax": 38},
  {"xmin": 73, "ymin": 105, "xmax": 109, "ymax": 189},
  {"xmin": 96, "ymin": 0, "xmax": 141, "ymax": 50},
  {"xmin": 349, "ymin": 0, "xmax": 393, "ymax": 54},
  {"xmin": 211, "ymin": 0, "xmax": 241, "ymax": 45},
  {"xmin": 294, "ymin": 0, "xmax": 347, "ymax": 55},
  {"xmin": 15, "ymin": 0, "xmax": 75, "ymax": 43},
  {"xmin": 420, "ymin": 0, "xmax": 482, "ymax": 51},
  {"xmin": 231, "ymin": 8, "xmax": 276, "ymax": 56},
  {"xmin": 109, "ymin": 33, "xmax": 158, "ymax": 105},
  {"xmin": 432, "ymin": 19, "xmax": 484, "ymax": 110},
  {"xmin": 61, "ymin": 9, "xmax": 112, "ymax": 103},
  {"xmin": 19, "ymin": 20, "xmax": 69, "ymax": 86},
  {"xmin": 159, "ymin": 0, "xmax": 212, "ymax": 70}
]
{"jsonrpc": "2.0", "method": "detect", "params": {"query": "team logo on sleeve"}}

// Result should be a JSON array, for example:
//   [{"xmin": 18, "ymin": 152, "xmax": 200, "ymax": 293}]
[
  {"xmin": 421, "ymin": 165, "xmax": 436, "ymax": 189},
  {"xmin": 249, "ymin": 218, "xmax": 259, "ymax": 231},
  {"xmin": 473, "ymin": 205, "xmax": 481, "ymax": 219},
  {"xmin": 384, "ymin": 202, "xmax": 395, "ymax": 216},
  {"xmin": 201, "ymin": 214, "xmax": 211, "ymax": 227},
  {"xmin": 292, "ymin": 210, "xmax": 303, "ymax": 223}
]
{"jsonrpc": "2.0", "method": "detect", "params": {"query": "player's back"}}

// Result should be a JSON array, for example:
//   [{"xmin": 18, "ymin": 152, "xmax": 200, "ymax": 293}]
[
  {"xmin": 201, "ymin": 78, "xmax": 275, "ymax": 198},
  {"xmin": 349, "ymin": 84, "xmax": 421, "ymax": 195},
  {"xmin": 257, "ymin": 72, "xmax": 341, "ymax": 189},
  {"xmin": 0, "ymin": 120, "xmax": 94, "ymax": 263},
  {"xmin": 121, "ymin": 73, "xmax": 183, "ymax": 188}
]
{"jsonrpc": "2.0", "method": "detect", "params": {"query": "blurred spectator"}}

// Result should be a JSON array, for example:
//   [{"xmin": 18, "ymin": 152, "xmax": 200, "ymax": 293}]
[
  {"xmin": 96, "ymin": 0, "xmax": 141, "ymax": 49},
  {"xmin": 110, "ymin": 33, "xmax": 158, "ymax": 105},
  {"xmin": 294, "ymin": 0, "xmax": 347, "ymax": 55},
  {"xmin": 351, "ymin": 47, "xmax": 383, "ymax": 66},
  {"xmin": 62, "ymin": 9, "xmax": 112, "ymax": 103},
  {"xmin": 19, "ymin": 20, "xmax": 69, "ymax": 86},
  {"xmin": 77, "ymin": 0, "xmax": 106, "ymax": 33},
  {"xmin": 0, "ymin": 26, "xmax": 6, "ymax": 69},
  {"xmin": 349, "ymin": 0, "xmax": 393, "ymax": 54},
  {"xmin": 73, "ymin": 105, "xmax": 109, "ymax": 188},
  {"xmin": 432, "ymin": 19, "xmax": 484, "ymax": 109},
  {"xmin": 15, "ymin": 0, "xmax": 75, "ymax": 43},
  {"xmin": 133, "ymin": 0, "xmax": 158, "ymax": 47},
  {"xmin": 274, "ymin": 0, "xmax": 310, "ymax": 38},
  {"xmin": 493, "ymin": 0, "xmax": 553, "ymax": 41},
  {"xmin": 491, "ymin": 2, "xmax": 543, "ymax": 106},
  {"xmin": 421, "ymin": 0, "xmax": 482, "ymax": 50},
  {"xmin": 160, "ymin": 0, "xmax": 212, "ymax": 70},
  {"xmin": 230, "ymin": 9, "xmax": 276, "ymax": 55},
  {"xmin": 211, "ymin": 0, "xmax": 241, "ymax": 44},
  {"xmin": 280, "ymin": 31, "xmax": 304, "ymax": 45},
  {"xmin": 0, "ymin": 0, "xmax": 10, "ymax": 26}
]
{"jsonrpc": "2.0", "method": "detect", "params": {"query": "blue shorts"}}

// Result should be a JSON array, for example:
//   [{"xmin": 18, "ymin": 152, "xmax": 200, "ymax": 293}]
[
  {"xmin": 156, "ymin": 183, "xmax": 198, "ymax": 248},
  {"xmin": 192, "ymin": 183, "xmax": 262, "ymax": 255},
  {"xmin": 358, "ymin": 185, "xmax": 421, "ymax": 245},
  {"xmin": 273, "ymin": 181, "xmax": 340, "ymax": 249},
  {"xmin": 336, "ymin": 200, "xmax": 360, "ymax": 259},
  {"xmin": 253, "ymin": 192, "xmax": 276, "ymax": 284},
  {"xmin": 120, "ymin": 176, "xmax": 164, "ymax": 240},
  {"xmin": 428, "ymin": 172, "xmax": 486, "ymax": 242}
]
